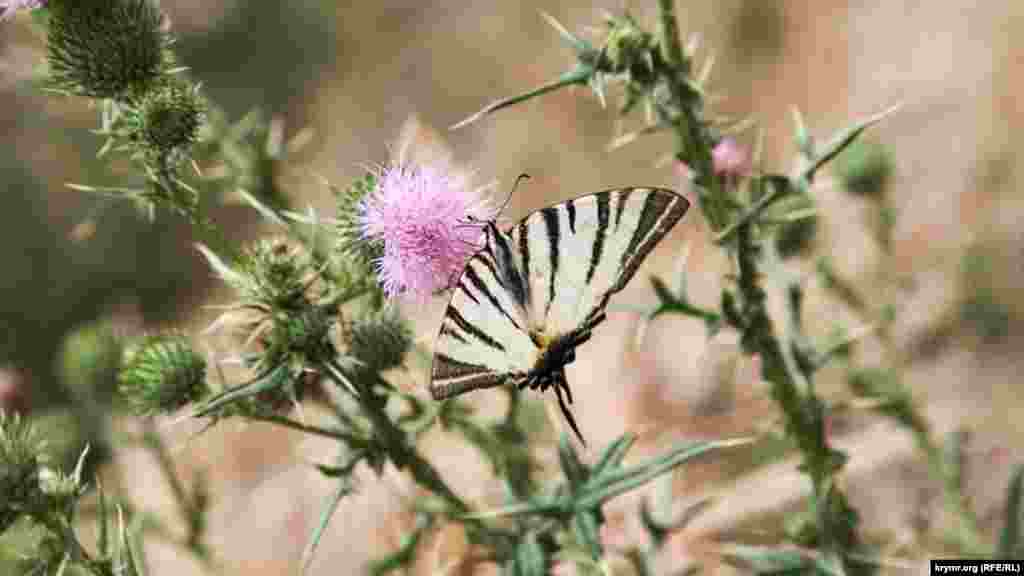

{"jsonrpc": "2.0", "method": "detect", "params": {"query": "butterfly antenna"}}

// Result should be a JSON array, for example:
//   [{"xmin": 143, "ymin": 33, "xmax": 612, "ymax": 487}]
[{"xmin": 497, "ymin": 173, "xmax": 531, "ymax": 218}]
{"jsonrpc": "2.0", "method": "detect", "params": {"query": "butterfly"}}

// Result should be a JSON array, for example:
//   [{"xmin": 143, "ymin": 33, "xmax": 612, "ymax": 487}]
[{"xmin": 429, "ymin": 187, "xmax": 690, "ymax": 445}]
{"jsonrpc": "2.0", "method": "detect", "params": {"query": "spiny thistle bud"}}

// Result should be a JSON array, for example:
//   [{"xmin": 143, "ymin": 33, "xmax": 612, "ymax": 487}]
[
  {"xmin": 36, "ymin": 464, "xmax": 84, "ymax": 513},
  {"xmin": 240, "ymin": 236, "xmax": 324, "ymax": 311},
  {"xmin": 60, "ymin": 321, "xmax": 121, "ymax": 405},
  {"xmin": 345, "ymin": 307, "xmax": 412, "ymax": 374},
  {"xmin": 833, "ymin": 139, "xmax": 893, "ymax": 198},
  {"xmin": 602, "ymin": 12, "xmax": 658, "ymax": 80},
  {"xmin": 127, "ymin": 80, "xmax": 206, "ymax": 165},
  {"xmin": 243, "ymin": 308, "xmax": 338, "ymax": 410},
  {"xmin": 272, "ymin": 307, "xmax": 334, "ymax": 359},
  {"xmin": 0, "ymin": 412, "xmax": 46, "ymax": 533},
  {"xmin": 46, "ymin": 0, "xmax": 170, "ymax": 99},
  {"xmin": 118, "ymin": 334, "xmax": 208, "ymax": 415},
  {"xmin": 770, "ymin": 193, "xmax": 817, "ymax": 258}
]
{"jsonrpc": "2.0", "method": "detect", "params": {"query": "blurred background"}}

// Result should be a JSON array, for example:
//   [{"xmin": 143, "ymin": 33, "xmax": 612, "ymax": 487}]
[{"xmin": 1, "ymin": 1, "xmax": 1022, "ymax": 574}]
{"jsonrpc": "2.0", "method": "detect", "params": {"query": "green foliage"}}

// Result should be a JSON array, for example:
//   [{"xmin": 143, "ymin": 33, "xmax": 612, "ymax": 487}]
[
  {"xmin": 451, "ymin": 5, "xmax": 910, "ymax": 573},
  {"xmin": 13, "ymin": 0, "xmax": 1009, "ymax": 573}
]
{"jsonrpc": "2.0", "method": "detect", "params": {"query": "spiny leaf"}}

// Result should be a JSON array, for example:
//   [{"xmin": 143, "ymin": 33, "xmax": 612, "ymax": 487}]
[{"xmin": 303, "ymin": 481, "xmax": 355, "ymax": 573}]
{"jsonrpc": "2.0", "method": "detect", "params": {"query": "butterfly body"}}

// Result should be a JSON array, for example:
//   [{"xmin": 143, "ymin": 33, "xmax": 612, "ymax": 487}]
[{"xmin": 430, "ymin": 187, "xmax": 690, "ymax": 444}]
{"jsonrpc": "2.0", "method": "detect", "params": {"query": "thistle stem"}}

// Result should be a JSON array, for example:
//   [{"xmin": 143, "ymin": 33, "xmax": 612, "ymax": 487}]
[{"xmin": 657, "ymin": 0, "xmax": 727, "ymax": 230}]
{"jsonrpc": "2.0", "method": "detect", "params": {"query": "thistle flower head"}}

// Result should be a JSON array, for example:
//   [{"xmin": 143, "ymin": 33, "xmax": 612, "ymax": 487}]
[
  {"xmin": 359, "ymin": 162, "xmax": 496, "ymax": 300},
  {"xmin": 711, "ymin": 137, "xmax": 750, "ymax": 177},
  {"xmin": 0, "ymin": 0, "xmax": 45, "ymax": 20},
  {"xmin": 0, "ymin": 367, "xmax": 27, "ymax": 415}
]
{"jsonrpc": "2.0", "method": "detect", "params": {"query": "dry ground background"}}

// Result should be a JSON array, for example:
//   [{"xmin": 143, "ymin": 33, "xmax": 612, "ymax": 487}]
[{"xmin": 2, "ymin": 1, "xmax": 1023, "ymax": 574}]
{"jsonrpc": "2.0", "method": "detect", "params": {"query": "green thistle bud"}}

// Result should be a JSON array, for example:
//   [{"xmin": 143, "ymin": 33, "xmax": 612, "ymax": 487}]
[
  {"xmin": 37, "ymin": 465, "xmax": 83, "ymax": 513},
  {"xmin": 60, "ymin": 321, "xmax": 121, "ymax": 405},
  {"xmin": 47, "ymin": 0, "xmax": 171, "ymax": 99},
  {"xmin": 241, "ymin": 236, "xmax": 323, "ymax": 311},
  {"xmin": 129, "ymin": 80, "xmax": 206, "ymax": 165},
  {"xmin": 333, "ymin": 173, "xmax": 383, "ymax": 267},
  {"xmin": 602, "ymin": 12, "xmax": 658, "ymax": 81},
  {"xmin": 833, "ymin": 139, "xmax": 893, "ymax": 198},
  {"xmin": 775, "ymin": 216, "xmax": 817, "ymax": 258},
  {"xmin": 770, "ymin": 194, "xmax": 817, "ymax": 258},
  {"xmin": 345, "ymin": 307, "xmax": 411, "ymax": 373},
  {"xmin": 275, "ymin": 307, "xmax": 333, "ymax": 358},
  {"xmin": 0, "ymin": 412, "xmax": 46, "ymax": 533},
  {"xmin": 119, "ymin": 334, "xmax": 208, "ymax": 415}
]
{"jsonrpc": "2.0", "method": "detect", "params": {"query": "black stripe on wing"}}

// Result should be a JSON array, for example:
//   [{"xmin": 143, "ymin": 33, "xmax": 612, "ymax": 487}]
[
  {"xmin": 439, "ymin": 323, "xmax": 469, "ymax": 344},
  {"xmin": 613, "ymin": 188, "xmax": 630, "ymax": 230},
  {"xmin": 444, "ymin": 306, "xmax": 505, "ymax": 352},
  {"xmin": 517, "ymin": 221, "xmax": 531, "ymax": 307},
  {"xmin": 456, "ymin": 278, "xmax": 481, "ymax": 305},
  {"xmin": 585, "ymin": 191, "xmax": 612, "ymax": 284},
  {"xmin": 463, "ymin": 263, "xmax": 522, "ymax": 331},
  {"xmin": 541, "ymin": 207, "xmax": 560, "ymax": 315},
  {"xmin": 487, "ymin": 223, "xmax": 529, "ymax": 309}
]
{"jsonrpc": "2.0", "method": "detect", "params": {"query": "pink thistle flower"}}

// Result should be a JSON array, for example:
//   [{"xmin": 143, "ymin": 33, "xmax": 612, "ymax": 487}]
[
  {"xmin": 0, "ymin": 0, "xmax": 45, "ymax": 20},
  {"xmin": 359, "ymin": 162, "xmax": 496, "ymax": 300},
  {"xmin": 711, "ymin": 137, "xmax": 750, "ymax": 177},
  {"xmin": 0, "ymin": 366, "xmax": 28, "ymax": 414}
]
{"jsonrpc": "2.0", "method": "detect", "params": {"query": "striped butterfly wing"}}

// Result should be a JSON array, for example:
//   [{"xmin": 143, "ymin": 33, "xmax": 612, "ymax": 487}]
[
  {"xmin": 430, "ymin": 187, "xmax": 689, "ymax": 402},
  {"xmin": 509, "ymin": 187, "xmax": 690, "ymax": 339},
  {"xmin": 429, "ymin": 222, "xmax": 538, "ymax": 400}
]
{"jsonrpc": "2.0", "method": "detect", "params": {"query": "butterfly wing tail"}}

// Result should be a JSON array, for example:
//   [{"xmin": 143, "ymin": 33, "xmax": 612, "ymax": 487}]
[{"xmin": 429, "ymin": 354, "xmax": 507, "ymax": 400}]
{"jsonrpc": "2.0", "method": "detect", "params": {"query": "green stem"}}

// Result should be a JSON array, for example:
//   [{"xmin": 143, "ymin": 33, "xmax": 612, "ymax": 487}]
[
  {"xmin": 248, "ymin": 412, "xmax": 365, "ymax": 444},
  {"xmin": 656, "ymin": 0, "xmax": 726, "ymax": 231},
  {"xmin": 140, "ymin": 420, "xmax": 210, "ymax": 561},
  {"xmin": 877, "ymin": 329, "xmax": 988, "ymax": 554},
  {"xmin": 140, "ymin": 421, "xmax": 191, "ymax": 518},
  {"xmin": 655, "ymin": 0, "xmax": 868, "ymax": 555},
  {"xmin": 359, "ymin": 384, "xmax": 469, "ymax": 514}
]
